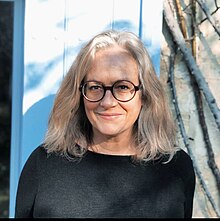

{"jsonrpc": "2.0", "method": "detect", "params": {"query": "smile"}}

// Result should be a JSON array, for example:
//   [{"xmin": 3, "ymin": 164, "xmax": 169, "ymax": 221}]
[{"xmin": 96, "ymin": 113, "xmax": 123, "ymax": 119}]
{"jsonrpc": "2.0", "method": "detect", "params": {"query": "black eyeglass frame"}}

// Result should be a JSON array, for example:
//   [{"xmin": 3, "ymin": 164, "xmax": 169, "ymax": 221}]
[{"xmin": 79, "ymin": 80, "xmax": 141, "ymax": 102}]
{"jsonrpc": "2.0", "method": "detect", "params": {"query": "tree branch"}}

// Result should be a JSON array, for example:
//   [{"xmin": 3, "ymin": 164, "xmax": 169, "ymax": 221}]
[
  {"xmin": 167, "ymin": 50, "xmax": 220, "ymax": 217},
  {"xmin": 175, "ymin": 0, "xmax": 188, "ymax": 38},
  {"xmin": 190, "ymin": 0, "xmax": 220, "ymax": 194},
  {"xmin": 163, "ymin": 0, "xmax": 220, "ymax": 133},
  {"xmin": 196, "ymin": 0, "xmax": 220, "ymax": 37}
]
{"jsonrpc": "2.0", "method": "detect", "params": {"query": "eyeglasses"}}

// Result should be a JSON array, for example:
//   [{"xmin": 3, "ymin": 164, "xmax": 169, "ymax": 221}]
[{"xmin": 80, "ymin": 80, "xmax": 141, "ymax": 102}]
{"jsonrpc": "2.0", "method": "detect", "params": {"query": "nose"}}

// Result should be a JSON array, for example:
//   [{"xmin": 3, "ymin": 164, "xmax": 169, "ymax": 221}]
[{"xmin": 99, "ymin": 90, "xmax": 117, "ymax": 108}]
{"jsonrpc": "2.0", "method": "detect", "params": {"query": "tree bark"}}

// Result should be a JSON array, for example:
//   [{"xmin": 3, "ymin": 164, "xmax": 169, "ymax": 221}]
[
  {"xmin": 168, "ymin": 50, "xmax": 220, "ymax": 217},
  {"xmin": 196, "ymin": 0, "xmax": 220, "ymax": 37},
  {"xmin": 163, "ymin": 0, "xmax": 220, "ymax": 133}
]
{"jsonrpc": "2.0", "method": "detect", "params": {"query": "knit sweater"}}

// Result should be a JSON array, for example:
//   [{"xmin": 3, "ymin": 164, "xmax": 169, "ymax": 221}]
[{"xmin": 15, "ymin": 145, "xmax": 195, "ymax": 218}]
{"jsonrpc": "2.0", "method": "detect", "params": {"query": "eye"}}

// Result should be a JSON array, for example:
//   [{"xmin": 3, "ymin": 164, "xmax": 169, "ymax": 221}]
[
  {"xmin": 114, "ymin": 82, "xmax": 132, "ymax": 92},
  {"xmin": 118, "ymin": 85, "xmax": 129, "ymax": 90},
  {"xmin": 89, "ymin": 85, "xmax": 102, "ymax": 90},
  {"xmin": 86, "ymin": 83, "xmax": 103, "ymax": 93}
]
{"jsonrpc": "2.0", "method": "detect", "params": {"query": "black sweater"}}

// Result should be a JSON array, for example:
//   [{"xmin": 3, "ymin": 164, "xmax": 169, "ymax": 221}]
[{"xmin": 15, "ymin": 145, "xmax": 195, "ymax": 218}]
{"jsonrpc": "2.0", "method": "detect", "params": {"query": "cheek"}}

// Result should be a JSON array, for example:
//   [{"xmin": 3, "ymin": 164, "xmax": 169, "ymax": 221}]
[
  {"xmin": 134, "ymin": 97, "xmax": 142, "ymax": 116},
  {"xmin": 123, "ymin": 97, "xmax": 142, "ymax": 118},
  {"xmin": 133, "ymin": 93, "xmax": 142, "ymax": 109},
  {"xmin": 133, "ymin": 103, "xmax": 142, "ymax": 118},
  {"xmin": 83, "ymin": 100, "xmax": 96, "ymax": 118}
]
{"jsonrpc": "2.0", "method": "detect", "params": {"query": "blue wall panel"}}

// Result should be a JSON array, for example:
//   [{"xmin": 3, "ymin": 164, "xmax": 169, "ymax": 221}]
[{"xmin": 9, "ymin": 0, "xmax": 25, "ymax": 218}]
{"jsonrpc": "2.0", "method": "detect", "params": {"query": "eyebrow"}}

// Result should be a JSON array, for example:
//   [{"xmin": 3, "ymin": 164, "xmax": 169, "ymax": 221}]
[{"xmin": 85, "ymin": 78, "xmax": 132, "ymax": 84}]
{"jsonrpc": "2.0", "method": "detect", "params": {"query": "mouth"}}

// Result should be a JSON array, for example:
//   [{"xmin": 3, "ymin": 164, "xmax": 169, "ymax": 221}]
[{"xmin": 96, "ymin": 112, "xmax": 123, "ymax": 120}]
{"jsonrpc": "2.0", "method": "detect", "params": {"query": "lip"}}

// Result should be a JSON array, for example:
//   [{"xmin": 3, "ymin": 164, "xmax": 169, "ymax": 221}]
[{"xmin": 96, "ymin": 112, "xmax": 123, "ymax": 119}]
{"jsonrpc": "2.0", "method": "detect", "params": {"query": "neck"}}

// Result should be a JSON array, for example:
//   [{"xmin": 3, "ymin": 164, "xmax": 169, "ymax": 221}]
[{"xmin": 90, "ymin": 132, "xmax": 136, "ymax": 156}]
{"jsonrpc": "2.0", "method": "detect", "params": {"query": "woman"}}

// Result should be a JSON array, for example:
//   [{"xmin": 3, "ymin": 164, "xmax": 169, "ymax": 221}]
[{"xmin": 15, "ymin": 30, "xmax": 195, "ymax": 218}]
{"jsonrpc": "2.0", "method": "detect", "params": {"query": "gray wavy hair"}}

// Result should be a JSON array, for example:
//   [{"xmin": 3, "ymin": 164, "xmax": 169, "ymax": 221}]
[{"xmin": 43, "ymin": 29, "xmax": 178, "ymax": 162}]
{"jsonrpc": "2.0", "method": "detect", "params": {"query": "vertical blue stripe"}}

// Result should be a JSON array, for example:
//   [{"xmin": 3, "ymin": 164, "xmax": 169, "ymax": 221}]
[
  {"xmin": 62, "ymin": 0, "xmax": 67, "ymax": 78},
  {"xmin": 9, "ymin": 0, "xmax": 25, "ymax": 218},
  {"xmin": 138, "ymin": 0, "xmax": 143, "ymax": 39}
]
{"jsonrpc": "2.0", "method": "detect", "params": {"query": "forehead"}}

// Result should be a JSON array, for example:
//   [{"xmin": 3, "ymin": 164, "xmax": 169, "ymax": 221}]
[
  {"xmin": 86, "ymin": 46, "xmax": 139, "ymax": 83},
  {"xmin": 94, "ymin": 46, "xmax": 134, "ymax": 64}
]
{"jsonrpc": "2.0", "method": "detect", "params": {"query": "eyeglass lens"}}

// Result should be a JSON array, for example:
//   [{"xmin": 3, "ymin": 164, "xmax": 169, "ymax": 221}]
[{"xmin": 82, "ymin": 80, "xmax": 137, "ymax": 102}]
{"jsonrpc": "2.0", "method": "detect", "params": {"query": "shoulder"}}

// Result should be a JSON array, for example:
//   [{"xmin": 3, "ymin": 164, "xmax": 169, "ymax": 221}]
[
  {"xmin": 27, "ymin": 144, "xmax": 48, "ymax": 161},
  {"xmin": 158, "ymin": 148, "xmax": 193, "ymax": 169},
  {"xmin": 171, "ymin": 148, "xmax": 193, "ymax": 165},
  {"xmin": 168, "ymin": 149, "xmax": 194, "ymax": 170},
  {"xmin": 22, "ymin": 144, "xmax": 48, "ymax": 170},
  {"xmin": 167, "ymin": 149, "xmax": 195, "ymax": 184}
]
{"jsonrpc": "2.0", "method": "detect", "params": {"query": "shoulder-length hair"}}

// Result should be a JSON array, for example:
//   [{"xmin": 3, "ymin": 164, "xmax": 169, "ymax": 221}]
[{"xmin": 43, "ymin": 29, "xmax": 178, "ymax": 162}]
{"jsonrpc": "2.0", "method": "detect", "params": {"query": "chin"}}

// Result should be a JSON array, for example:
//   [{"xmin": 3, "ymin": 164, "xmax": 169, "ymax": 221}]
[
  {"xmin": 95, "ymin": 127, "xmax": 127, "ymax": 138},
  {"xmin": 99, "ymin": 131, "xmax": 119, "ymax": 137}
]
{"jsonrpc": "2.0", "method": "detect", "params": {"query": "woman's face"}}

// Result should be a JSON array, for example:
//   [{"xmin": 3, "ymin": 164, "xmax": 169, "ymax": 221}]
[{"xmin": 83, "ymin": 45, "xmax": 142, "ymax": 140}]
